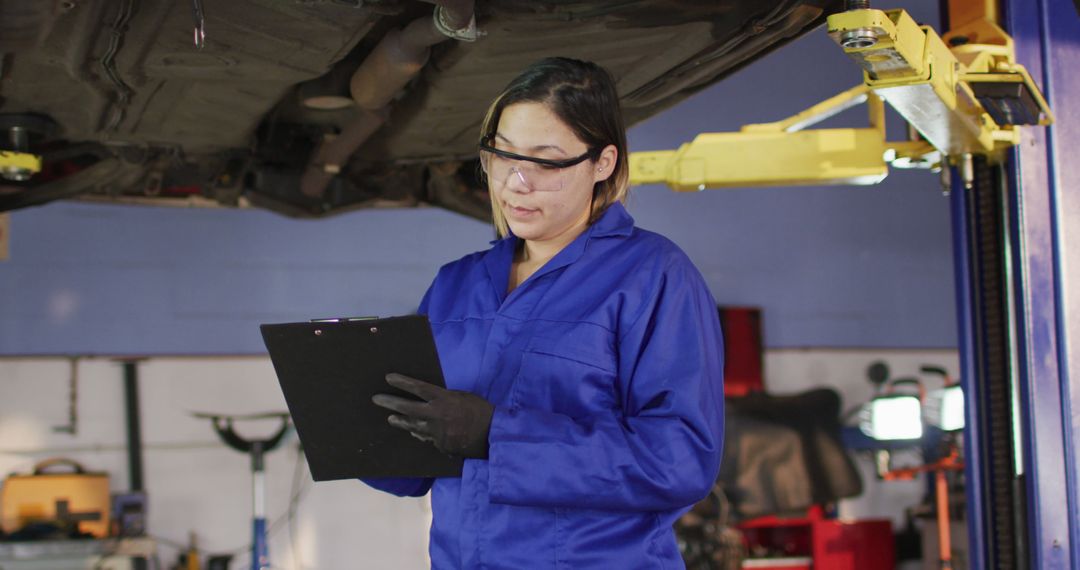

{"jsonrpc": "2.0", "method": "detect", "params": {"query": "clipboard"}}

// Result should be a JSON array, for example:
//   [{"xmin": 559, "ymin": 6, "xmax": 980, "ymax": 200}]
[{"xmin": 260, "ymin": 315, "xmax": 463, "ymax": 481}]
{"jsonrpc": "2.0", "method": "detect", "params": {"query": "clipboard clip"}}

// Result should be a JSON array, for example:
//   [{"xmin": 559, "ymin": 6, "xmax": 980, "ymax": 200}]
[{"xmin": 309, "ymin": 316, "xmax": 379, "ymax": 323}]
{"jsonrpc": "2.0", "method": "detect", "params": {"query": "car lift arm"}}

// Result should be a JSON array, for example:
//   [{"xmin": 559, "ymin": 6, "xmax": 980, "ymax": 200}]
[
  {"xmin": 629, "ymin": 5, "xmax": 1053, "ymax": 192},
  {"xmin": 631, "ymin": 85, "xmax": 907, "ymax": 191}
]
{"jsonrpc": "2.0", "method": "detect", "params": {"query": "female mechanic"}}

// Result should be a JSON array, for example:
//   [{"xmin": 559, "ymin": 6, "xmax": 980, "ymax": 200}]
[{"xmin": 368, "ymin": 57, "xmax": 725, "ymax": 569}]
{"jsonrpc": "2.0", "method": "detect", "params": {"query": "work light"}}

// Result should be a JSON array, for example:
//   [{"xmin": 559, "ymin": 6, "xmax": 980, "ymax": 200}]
[
  {"xmin": 859, "ymin": 394, "xmax": 923, "ymax": 441},
  {"xmin": 925, "ymin": 385, "xmax": 965, "ymax": 431}
]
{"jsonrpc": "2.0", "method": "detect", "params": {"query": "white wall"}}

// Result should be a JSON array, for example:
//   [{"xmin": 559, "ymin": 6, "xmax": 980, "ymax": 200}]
[
  {"xmin": 1, "ymin": 348, "xmax": 958, "ymax": 567},
  {"xmin": 0, "ymin": 357, "xmax": 430, "ymax": 569}
]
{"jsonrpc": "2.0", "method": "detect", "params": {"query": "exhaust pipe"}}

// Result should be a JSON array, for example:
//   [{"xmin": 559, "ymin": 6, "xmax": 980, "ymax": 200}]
[{"xmin": 300, "ymin": 0, "xmax": 477, "ymax": 198}]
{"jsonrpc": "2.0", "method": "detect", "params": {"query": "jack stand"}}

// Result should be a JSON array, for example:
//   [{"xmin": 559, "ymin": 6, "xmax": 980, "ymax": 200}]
[{"xmin": 195, "ymin": 412, "xmax": 291, "ymax": 570}]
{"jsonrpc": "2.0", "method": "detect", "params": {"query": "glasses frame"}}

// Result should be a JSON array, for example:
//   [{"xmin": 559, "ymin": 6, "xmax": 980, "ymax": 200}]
[{"xmin": 478, "ymin": 139, "xmax": 602, "ymax": 170}]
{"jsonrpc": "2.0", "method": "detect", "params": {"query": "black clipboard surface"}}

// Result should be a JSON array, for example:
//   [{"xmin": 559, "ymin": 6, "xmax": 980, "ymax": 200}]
[{"xmin": 260, "ymin": 315, "xmax": 463, "ymax": 481}]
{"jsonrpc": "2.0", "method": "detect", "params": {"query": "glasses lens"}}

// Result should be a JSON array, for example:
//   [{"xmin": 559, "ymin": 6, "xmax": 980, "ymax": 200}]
[{"xmin": 479, "ymin": 149, "xmax": 568, "ymax": 192}]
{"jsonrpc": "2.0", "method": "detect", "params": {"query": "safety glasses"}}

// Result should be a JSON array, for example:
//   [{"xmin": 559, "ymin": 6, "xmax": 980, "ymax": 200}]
[{"xmin": 478, "ymin": 139, "xmax": 600, "ymax": 192}]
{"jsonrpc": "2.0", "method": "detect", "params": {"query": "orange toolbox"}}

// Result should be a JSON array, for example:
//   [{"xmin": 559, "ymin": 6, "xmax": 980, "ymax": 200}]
[{"xmin": 1, "ymin": 458, "xmax": 111, "ymax": 538}]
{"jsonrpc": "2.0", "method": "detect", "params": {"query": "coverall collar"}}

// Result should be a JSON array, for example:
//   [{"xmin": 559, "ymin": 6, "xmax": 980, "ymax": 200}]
[
  {"xmin": 485, "ymin": 202, "xmax": 635, "ymax": 302},
  {"xmin": 588, "ymin": 201, "xmax": 635, "ymax": 239}
]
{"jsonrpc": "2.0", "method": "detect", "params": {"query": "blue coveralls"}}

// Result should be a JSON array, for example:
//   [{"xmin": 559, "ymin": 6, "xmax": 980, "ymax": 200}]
[{"xmin": 366, "ymin": 203, "xmax": 725, "ymax": 569}]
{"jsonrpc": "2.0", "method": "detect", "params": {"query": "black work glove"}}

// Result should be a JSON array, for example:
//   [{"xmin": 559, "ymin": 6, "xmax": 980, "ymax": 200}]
[{"xmin": 372, "ymin": 373, "xmax": 495, "ymax": 459}]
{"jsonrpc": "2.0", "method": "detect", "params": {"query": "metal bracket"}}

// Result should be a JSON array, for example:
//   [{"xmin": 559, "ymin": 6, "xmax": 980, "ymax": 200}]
[
  {"xmin": 433, "ymin": 5, "xmax": 481, "ymax": 42},
  {"xmin": 827, "ymin": 8, "xmax": 1053, "ymax": 155},
  {"xmin": 51, "ymin": 357, "xmax": 80, "ymax": 435}
]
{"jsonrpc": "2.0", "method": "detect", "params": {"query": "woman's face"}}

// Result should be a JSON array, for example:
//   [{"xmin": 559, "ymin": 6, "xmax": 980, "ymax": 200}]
[{"xmin": 489, "ymin": 102, "xmax": 615, "ymax": 246}]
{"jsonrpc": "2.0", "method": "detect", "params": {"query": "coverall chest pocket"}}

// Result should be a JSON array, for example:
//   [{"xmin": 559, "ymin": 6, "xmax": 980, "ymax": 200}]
[{"xmin": 511, "ymin": 327, "xmax": 618, "ymax": 419}]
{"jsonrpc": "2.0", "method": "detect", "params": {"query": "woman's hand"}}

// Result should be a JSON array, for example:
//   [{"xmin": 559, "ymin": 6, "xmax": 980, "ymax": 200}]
[{"xmin": 372, "ymin": 373, "xmax": 494, "ymax": 459}]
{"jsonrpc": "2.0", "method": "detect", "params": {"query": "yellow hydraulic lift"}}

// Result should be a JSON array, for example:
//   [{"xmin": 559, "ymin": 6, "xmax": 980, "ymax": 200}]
[
  {"xmin": 629, "ymin": 3, "xmax": 1054, "ymax": 192},
  {"xmin": 0, "ymin": 150, "xmax": 41, "ymax": 182}
]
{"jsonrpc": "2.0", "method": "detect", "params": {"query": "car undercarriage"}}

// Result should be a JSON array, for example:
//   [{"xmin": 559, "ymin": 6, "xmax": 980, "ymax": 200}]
[{"xmin": 0, "ymin": 0, "xmax": 841, "ymax": 219}]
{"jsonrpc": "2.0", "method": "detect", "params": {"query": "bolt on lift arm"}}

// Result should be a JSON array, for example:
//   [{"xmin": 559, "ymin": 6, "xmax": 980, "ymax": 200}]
[{"xmin": 629, "ymin": 5, "xmax": 1053, "ymax": 192}]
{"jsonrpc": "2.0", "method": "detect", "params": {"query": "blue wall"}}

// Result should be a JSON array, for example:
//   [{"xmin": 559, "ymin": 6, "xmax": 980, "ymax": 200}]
[
  {"xmin": 0, "ymin": 206, "xmax": 491, "ymax": 355},
  {"xmin": 0, "ymin": 0, "xmax": 955, "ymax": 355}
]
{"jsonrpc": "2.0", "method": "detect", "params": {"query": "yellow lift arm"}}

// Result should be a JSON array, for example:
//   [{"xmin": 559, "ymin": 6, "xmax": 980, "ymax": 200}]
[
  {"xmin": 630, "ymin": 5, "xmax": 1053, "ymax": 192},
  {"xmin": 0, "ymin": 151, "xmax": 42, "ymax": 182}
]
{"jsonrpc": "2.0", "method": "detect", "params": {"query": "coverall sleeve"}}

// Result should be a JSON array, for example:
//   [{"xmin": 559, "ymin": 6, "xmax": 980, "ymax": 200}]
[
  {"xmin": 487, "ymin": 260, "xmax": 725, "ymax": 512},
  {"xmin": 359, "ymin": 281, "xmax": 439, "ymax": 498}
]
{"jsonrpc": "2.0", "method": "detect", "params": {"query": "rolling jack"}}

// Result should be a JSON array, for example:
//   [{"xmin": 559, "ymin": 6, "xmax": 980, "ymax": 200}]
[{"xmin": 194, "ymin": 412, "xmax": 291, "ymax": 570}]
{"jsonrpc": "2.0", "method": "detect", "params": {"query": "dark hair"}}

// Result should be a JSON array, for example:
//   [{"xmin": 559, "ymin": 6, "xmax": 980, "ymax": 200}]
[{"xmin": 480, "ymin": 57, "xmax": 629, "ymax": 237}]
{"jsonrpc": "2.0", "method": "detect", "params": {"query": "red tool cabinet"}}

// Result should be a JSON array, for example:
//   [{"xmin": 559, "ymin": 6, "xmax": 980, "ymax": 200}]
[{"xmin": 737, "ymin": 506, "xmax": 894, "ymax": 569}]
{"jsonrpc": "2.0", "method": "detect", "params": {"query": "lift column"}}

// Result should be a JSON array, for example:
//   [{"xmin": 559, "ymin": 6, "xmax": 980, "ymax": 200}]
[
  {"xmin": 1004, "ymin": 0, "xmax": 1080, "ymax": 566},
  {"xmin": 952, "ymin": 0, "xmax": 1079, "ymax": 568}
]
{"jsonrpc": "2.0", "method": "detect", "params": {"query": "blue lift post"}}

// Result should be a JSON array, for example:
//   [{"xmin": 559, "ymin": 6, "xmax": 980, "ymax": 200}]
[
  {"xmin": 1006, "ymin": 0, "xmax": 1079, "ymax": 567},
  {"xmin": 955, "ymin": 0, "xmax": 1080, "ymax": 567},
  {"xmin": 1035, "ymin": 1, "xmax": 1080, "ymax": 564}
]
